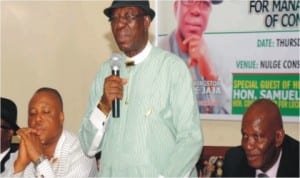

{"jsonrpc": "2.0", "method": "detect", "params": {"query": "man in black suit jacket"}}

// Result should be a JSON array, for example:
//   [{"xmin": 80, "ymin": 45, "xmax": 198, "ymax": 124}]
[
  {"xmin": 1, "ymin": 97, "xmax": 20, "ymax": 176},
  {"xmin": 222, "ymin": 98, "xmax": 299, "ymax": 177}
]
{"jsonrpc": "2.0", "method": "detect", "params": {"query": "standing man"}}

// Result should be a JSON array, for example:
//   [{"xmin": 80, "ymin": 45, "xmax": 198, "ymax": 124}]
[
  {"xmin": 158, "ymin": 0, "xmax": 229, "ymax": 114},
  {"xmin": 10, "ymin": 87, "xmax": 97, "ymax": 177},
  {"xmin": 1, "ymin": 97, "xmax": 19, "ymax": 176},
  {"xmin": 79, "ymin": 1, "xmax": 203, "ymax": 177},
  {"xmin": 222, "ymin": 98, "xmax": 299, "ymax": 177}
]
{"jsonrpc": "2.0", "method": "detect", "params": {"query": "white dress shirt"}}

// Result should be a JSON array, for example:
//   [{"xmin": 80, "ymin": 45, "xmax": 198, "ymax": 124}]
[
  {"xmin": 9, "ymin": 130, "xmax": 97, "ymax": 178},
  {"xmin": 1, "ymin": 148, "xmax": 18, "ymax": 178}
]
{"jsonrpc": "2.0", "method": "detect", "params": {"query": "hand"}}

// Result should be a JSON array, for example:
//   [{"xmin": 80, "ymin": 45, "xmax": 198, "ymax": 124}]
[
  {"xmin": 183, "ymin": 35, "xmax": 205, "ymax": 60},
  {"xmin": 16, "ymin": 128, "xmax": 44, "ymax": 162},
  {"xmin": 183, "ymin": 35, "xmax": 217, "ymax": 81},
  {"xmin": 100, "ymin": 75, "xmax": 128, "ymax": 110},
  {"xmin": 14, "ymin": 138, "xmax": 31, "ymax": 173}
]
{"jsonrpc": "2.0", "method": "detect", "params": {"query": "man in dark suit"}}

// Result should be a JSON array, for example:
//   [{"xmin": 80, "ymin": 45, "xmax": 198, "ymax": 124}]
[
  {"xmin": 1, "ymin": 97, "xmax": 19, "ymax": 176},
  {"xmin": 222, "ymin": 98, "xmax": 299, "ymax": 177}
]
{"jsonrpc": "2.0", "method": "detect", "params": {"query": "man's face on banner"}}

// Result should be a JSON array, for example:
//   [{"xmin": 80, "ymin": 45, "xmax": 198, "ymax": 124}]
[{"xmin": 175, "ymin": 0, "xmax": 212, "ymax": 39}]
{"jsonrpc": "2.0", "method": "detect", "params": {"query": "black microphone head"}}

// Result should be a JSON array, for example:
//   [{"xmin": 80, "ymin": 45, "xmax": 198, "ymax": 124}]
[{"xmin": 110, "ymin": 52, "xmax": 122, "ymax": 71}]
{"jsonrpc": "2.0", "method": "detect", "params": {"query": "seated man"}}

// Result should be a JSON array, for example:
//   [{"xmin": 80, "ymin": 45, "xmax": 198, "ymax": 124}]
[
  {"xmin": 1, "ymin": 97, "xmax": 19, "ymax": 176},
  {"xmin": 9, "ymin": 87, "xmax": 97, "ymax": 177},
  {"xmin": 222, "ymin": 98, "xmax": 299, "ymax": 177}
]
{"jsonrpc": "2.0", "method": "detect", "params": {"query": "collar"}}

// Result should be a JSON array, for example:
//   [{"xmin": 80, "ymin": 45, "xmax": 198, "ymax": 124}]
[
  {"xmin": 125, "ymin": 41, "xmax": 152, "ymax": 65},
  {"xmin": 0, "ymin": 148, "xmax": 10, "ymax": 161},
  {"xmin": 256, "ymin": 149, "xmax": 282, "ymax": 178}
]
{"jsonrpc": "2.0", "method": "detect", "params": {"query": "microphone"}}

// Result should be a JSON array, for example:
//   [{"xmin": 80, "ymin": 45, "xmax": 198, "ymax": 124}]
[{"xmin": 110, "ymin": 52, "xmax": 122, "ymax": 118}]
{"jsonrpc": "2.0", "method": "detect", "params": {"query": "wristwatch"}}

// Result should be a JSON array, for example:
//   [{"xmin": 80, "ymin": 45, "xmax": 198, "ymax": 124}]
[{"xmin": 33, "ymin": 154, "xmax": 46, "ymax": 168}]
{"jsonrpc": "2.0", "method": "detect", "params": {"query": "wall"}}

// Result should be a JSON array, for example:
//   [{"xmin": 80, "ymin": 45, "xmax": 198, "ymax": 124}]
[{"xmin": 1, "ymin": 1, "xmax": 299, "ymax": 146}]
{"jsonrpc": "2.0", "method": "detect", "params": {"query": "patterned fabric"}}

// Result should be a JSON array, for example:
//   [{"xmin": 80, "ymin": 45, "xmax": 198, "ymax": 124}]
[
  {"xmin": 5, "ymin": 130, "xmax": 97, "ymax": 178},
  {"xmin": 80, "ymin": 45, "xmax": 203, "ymax": 177}
]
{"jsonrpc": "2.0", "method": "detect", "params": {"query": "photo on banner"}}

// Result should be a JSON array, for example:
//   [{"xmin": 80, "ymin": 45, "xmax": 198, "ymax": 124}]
[{"xmin": 154, "ymin": 0, "xmax": 299, "ymax": 121}]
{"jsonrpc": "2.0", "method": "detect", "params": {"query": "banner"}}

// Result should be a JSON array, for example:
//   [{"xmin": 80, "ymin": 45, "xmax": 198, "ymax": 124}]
[{"xmin": 155, "ymin": 0, "xmax": 299, "ymax": 121}]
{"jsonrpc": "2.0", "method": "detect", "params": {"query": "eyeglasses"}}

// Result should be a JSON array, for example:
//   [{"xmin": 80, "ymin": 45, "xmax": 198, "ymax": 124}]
[
  {"xmin": 109, "ymin": 14, "xmax": 146, "ymax": 24},
  {"xmin": 181, "ymin": 0, "xmax": 211, "ymax": 9}
]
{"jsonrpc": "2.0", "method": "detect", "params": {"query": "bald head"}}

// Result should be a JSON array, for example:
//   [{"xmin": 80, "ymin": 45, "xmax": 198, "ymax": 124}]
[
  {"xmin": 34, "ymin": 87, "xmax": 63, "ymax": 111},
  {"xmin": 243, "ymin": 98, "xmax": 283, "ymax": 131},
  {"xmin": 241, "ymin": 99, "xmax": 285, "ymax": 171}
]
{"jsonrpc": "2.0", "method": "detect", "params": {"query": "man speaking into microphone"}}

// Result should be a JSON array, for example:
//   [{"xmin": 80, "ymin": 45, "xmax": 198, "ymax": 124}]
[{"xmin": 79, "ymin": 1, "xmax": 203, "ymax": 177}]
